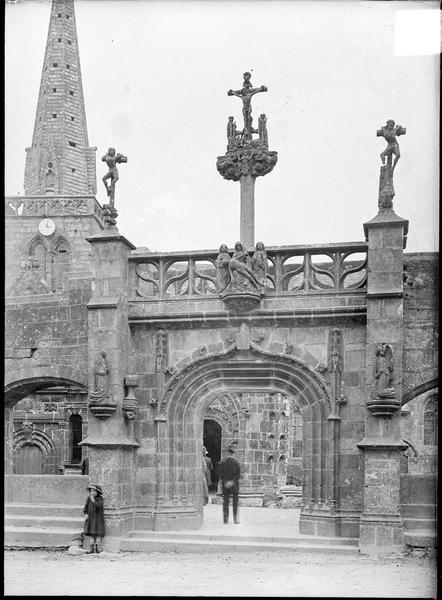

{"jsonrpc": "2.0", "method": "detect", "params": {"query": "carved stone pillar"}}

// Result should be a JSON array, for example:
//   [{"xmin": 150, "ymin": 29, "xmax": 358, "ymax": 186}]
[
  {"xmin": 240, "ymin": 174, "xmax": 255, "ymax": 248},
  {"xmin": 358, "ymin": 205, "xmax": 409, "ymax": 555},
  {"xmin": 81, "ymin": 228, "xmax": 139, "ymax": 551}
]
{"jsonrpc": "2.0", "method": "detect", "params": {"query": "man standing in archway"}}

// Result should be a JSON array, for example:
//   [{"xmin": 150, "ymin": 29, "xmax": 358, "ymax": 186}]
[{"xmin": 218, "ymin": 447, "xmax": 241, "ymax": 524}]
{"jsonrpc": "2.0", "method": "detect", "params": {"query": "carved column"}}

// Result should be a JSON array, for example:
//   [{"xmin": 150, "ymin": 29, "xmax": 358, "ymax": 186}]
[
  {"xmin": 358, "ymin": 198, "xmax": 409, "ymax": 555},
  {"xmin": 240, "ymin": 174, "xmax": 256, "ymax": 248},
  {"xmin": 81, "ymin": 228, "xmax": 139, "ymax": 551}
]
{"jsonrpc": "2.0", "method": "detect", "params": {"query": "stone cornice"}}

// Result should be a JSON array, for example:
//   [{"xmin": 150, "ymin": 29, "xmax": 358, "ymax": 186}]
[{"xmin": 128, "ymin": 304, "xmax": 366, "ymax": 327}]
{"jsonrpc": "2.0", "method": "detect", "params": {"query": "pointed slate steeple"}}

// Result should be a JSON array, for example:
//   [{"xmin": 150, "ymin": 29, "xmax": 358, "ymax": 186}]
[{"xmin": 24, "ymin": 0, "xmax": 96, "ymax": 196}]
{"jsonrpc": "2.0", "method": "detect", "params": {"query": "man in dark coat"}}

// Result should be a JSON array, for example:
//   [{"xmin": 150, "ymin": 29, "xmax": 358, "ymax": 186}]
[{"xmin": 218, "ymin": 447, "xmax": 241, "ymax": 524}]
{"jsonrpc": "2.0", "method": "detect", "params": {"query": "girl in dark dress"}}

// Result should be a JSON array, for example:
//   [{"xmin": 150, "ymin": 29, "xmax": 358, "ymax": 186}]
[{"xmin": 84, "ymin": 484, "xmax": 105, "ymax": 554}]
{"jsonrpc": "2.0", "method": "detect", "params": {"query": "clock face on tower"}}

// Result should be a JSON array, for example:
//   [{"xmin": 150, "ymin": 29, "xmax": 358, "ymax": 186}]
[{"xmin": 38, "ymin": 218, "xmax": 56, "ymax": 236}]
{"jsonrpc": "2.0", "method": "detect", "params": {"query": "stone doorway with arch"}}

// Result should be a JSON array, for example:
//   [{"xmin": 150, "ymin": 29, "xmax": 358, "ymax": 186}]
[
  {"xmin": 149, "ymin": 342, "xmax": 341, "ymax": 534},
  {"xmin": 4, "ymin": 367, "xmax": 88, "ymax": 476}
]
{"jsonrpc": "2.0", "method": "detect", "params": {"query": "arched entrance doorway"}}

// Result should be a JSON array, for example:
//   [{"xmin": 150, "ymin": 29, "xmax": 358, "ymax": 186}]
[{"xmin": 151, "ymin": 344, "xmax": 334, "ymax": 533}]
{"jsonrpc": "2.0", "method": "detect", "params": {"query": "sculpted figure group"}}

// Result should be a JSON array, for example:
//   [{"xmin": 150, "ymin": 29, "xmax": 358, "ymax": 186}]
[{"xmin": 216, "ymin": 242, "xmax": 267, "ymax": 296}]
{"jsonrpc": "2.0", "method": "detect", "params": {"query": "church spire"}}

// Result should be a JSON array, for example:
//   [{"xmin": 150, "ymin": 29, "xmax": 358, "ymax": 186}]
[{"xmin": 24, "ymin": 0, "xmax": 96, "ymax": 196}]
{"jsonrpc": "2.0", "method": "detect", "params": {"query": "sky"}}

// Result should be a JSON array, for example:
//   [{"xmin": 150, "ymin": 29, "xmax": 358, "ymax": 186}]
[{"xmin": 5, "ymin": 0, "xmax": 440, "ymax": 253}]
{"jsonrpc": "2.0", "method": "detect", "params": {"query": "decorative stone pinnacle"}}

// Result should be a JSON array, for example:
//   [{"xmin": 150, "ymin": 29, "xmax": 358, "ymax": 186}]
[{"xmin": 376, "ymin": 120, "xmax": 406, "ymax": 211}]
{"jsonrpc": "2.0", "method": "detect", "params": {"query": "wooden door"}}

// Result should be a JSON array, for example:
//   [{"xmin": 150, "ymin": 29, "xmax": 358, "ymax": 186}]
[{"xmin": 16, "ymin": 444, "xmax": 44, "ymax": 474}]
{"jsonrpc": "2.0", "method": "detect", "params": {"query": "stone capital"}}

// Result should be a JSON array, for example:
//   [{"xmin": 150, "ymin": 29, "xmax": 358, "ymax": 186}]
[
  {"xmin": 216, "ymin": 143, "xmax": 278, "ymax": 181},
  {"xmin": 363, "ymin": 210, "xmax": 409, "ymax": 249},
  {"xmin": 86, "ymin": 230, "xmax": 136, "ymax": 250}
]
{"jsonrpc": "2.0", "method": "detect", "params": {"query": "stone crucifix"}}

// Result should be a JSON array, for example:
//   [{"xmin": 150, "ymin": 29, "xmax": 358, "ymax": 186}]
[
  {"xmin": 376, "ymin": 120, "xmax": 406, "ymax": 210},
  {"xmin": 217, "ymin": 72, "xmax": 277, "ymax": 248},
  {"xmin": 227, "ymin": 72, "xmax": 268, "ymax": 142},
  {"xmin": 376, "ymin": 120, "xmax": 406, "ymax": 173},
  {"xmin": 101, "ymin": 147, "xmax": 128, "ymax": 207}
]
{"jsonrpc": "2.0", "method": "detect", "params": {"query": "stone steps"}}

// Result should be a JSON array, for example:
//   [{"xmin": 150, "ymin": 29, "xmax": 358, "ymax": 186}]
[
  {"xmin": 5, "ymin": 503, "xmax": 84, "ymax": 517},
  {"xmin": 4, "ymin": 503, "xmax": 84, "ymax": 549},
  {"xmin": 403, "ymin": 529, "xmax": 437, "ymax": 547},
  {"xmin": 5, "ymin": 515, "xmax": 84, "ymax": 529},
  {"xmin": 120, "ymin": 531, "xmax": 359, "ymax": 554},
  {"xmin": 5, "ymin": 526, "xmax": 81, "ymax": 548}
]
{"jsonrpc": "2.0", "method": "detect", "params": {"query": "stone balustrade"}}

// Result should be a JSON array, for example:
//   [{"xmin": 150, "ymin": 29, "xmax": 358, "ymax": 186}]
[{"xmin": 130, "ymin": 242, "xmax": 368, "ymax": 299}]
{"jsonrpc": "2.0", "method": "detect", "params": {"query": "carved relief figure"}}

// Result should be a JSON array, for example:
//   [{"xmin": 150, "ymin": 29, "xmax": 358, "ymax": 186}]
[
  {"xmin": 89, "ymin": 351, "xmax": 110, "ymax": 402},
  {"xmin": 229, "ymin": 241, "xmax": 262, "ymax": 290},
  {"xmin": 376, "ymin": 120, "xmax": 406, "ymax": 172},
  {"xmin": 216, "ymin": 244, "xmax": 231, "ymax": 292},
  {"xmin": 258, "ymin": 114, "xmax": 268, "ymax": 146},
  {"xmin": 251, "ymin": 241, "xmax": 267, "ymax": 286},
  {"xmin": 328, "ymin": 328, "xmax": 343, "ymax": 373},
  {"xmin": 374, "ymin": 344, "xmax": 395, "ymax": 397},
  {"xmin": 227, "ymin": 117, "xmax": 240, "ymax": 148},
  {"xmin": 155, "ymin": 330, "xmax": 168, "ymax": 373},
  {"xmin": 45, "ymin": 162, "xmax": 55, "ymax": 192},
  {"xmin": 102, "ymin": 147, "xmax": 127, "ymax": 206}
]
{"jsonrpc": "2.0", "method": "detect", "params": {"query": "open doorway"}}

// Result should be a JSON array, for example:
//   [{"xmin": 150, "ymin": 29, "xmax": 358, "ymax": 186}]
[{"xmin": 203, "ymin": 419, "xmax": 222, "ymax": 491}]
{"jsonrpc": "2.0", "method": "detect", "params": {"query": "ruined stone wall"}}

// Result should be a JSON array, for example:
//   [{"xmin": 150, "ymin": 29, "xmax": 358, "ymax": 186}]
[
  {"xmin": 240, "ymin": 392, "xmax": 291, "ymax": 498},
  {"xmin": 5, "ymin": 283, "xmax": 90, "ymax": 387},
  {"xmin": 403, "ymin": 252, "xmax": 438, "ymax": 397},
  {"xmin": 401, "ymin": 390, "xmax": 438, "ymax": 475}
]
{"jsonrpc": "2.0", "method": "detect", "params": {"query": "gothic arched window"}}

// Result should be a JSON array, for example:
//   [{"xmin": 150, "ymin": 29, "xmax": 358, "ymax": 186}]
[
  {"xmin": 29, "ymin": 237, "xmax": 48, "ymax": 281},
  {"xmin": 51, "ymin": 239, "xmax": 70, "ymax": 291},
  {"xmin": 423, "ymin": 397, "xmax": 438, "ymax": 446}
]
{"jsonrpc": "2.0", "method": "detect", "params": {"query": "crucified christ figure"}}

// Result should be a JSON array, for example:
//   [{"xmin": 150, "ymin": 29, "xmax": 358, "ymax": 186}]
[
  {"xmin": 227, "ymin": 72, "xmax": 268, "ymax": 140},
  {"xmin": 102, "ymin": 147, "xmax": 127, "ymax": 206},
  {"xmin": 377, "ymin": 120, "xmax": 406, "ymax": 172}
]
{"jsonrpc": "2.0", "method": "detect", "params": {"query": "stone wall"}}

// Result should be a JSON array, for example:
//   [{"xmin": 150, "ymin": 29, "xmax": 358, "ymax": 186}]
[{"xmin": 403, "ymin": 252, "xmax": 439, "ymax": 398}]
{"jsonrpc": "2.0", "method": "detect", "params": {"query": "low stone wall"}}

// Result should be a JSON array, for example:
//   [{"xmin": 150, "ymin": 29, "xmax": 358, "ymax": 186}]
[{"xmin": 5, "ymin": 474, "xmax": 89, "ymax": 505}]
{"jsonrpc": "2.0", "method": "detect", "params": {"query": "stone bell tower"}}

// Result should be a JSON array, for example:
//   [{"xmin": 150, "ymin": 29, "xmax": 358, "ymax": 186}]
[
  {"xmin": 24, "ymin": 0, "xmax": 96, "ymax": 196},
  {"xmin": 6, "ymin": 0, "xmax": 104, "ymax": 296}
]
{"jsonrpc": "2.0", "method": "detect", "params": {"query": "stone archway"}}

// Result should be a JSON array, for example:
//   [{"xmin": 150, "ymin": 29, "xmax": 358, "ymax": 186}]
[
  {"xmin": 151, "ymin": 343, "xmax": 334, "ymax": 532},
  {"xmin": 4, "ymin": 364, "xmax": 87, "ymax": 408},
  {"xmin": 4, "ymin": 368, "xmax": 87, "ymax": 474}
]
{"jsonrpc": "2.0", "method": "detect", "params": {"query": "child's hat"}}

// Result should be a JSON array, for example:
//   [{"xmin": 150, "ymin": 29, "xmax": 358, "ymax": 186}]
[{"xmin": 87, "ymin": 483, "xmax": 103, "ymax": 495}]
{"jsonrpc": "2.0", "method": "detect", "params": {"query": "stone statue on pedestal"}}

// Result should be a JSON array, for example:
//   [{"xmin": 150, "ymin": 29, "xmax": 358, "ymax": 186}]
[
  {"xmin": 89, "ymin": 351, "xmax": 110, "ymax": 403},
  {"xmin": 216, "ymin": 241, "xmax": 267, "ymax": 312},
  {"xmin": 373, "ymin": 344, "xmax": 395, "ymax": 398}
]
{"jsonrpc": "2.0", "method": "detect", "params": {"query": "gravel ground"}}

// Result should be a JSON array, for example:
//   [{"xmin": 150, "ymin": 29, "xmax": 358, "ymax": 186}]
[{"xmin": 4, "ymin": 548, "xmax": 436, "ymax": 597}]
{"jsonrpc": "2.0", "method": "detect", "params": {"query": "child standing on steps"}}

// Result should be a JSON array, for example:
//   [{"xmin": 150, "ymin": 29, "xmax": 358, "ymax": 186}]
[{"xmin": 84, "ymin": 484, "xmax": 105, "ymax": 554}]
